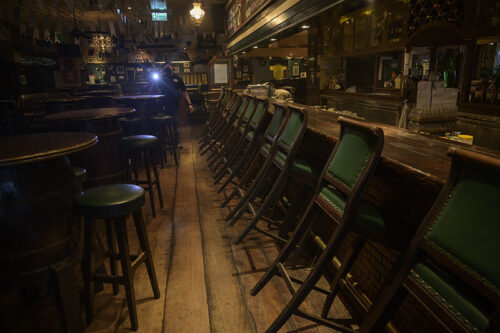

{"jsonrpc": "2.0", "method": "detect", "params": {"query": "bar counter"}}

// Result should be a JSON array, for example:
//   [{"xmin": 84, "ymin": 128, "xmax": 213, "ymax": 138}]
[
  {"xmin": 235, "ymin": 93, "xmax": 500, "ymax": 325},
  {"xmin": 270, "ymin": 99, "xmax": 500, "ymax": 189}
]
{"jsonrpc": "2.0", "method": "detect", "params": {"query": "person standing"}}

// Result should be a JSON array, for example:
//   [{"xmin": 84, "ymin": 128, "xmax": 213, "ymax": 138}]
[{"xmin": 158, "ymin": 63, "xmax": 194, "ymax": 147}]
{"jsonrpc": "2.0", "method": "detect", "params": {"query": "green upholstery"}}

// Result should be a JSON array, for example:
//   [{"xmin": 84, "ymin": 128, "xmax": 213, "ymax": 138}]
[
  {"xmin": 262, "ymin": 143, "xmax": 318, "ymax": 179},
  {"xmin": 268, "ymin": 107, "xmax": 285, "ymax": 138},
  {"xmin": 319, "ymin": 185, "xmax": 399, "ymax": 239},
  {"xmin": 250, "ymin": 102, "xmax": 266, "ymax": 128},
  {"xmin": 237, "ymin": 97, "xmax": 248, "ymax": 116},
  {"xmin": 76, "ymin": 184, "xmax": 146, "ymax": 218},
  {"xmin": 119, "ymin": 117, "xmax": 141, "ymax": 123},
  {"xmin": 327, "ymin": 127, "xmax": 372, "ymax": 188},
  {"xmin": 121, "ymin": 135, "xmax": 160, "ymax": 149},
  {"xmin": 425, "ymin": 162, "xmax": 500, "ymax": 291},
  {"xmin": 72, "ymin": 167, "xmax": 87, "ymax": 185},
  {"xmin": 412, "ymin": 261, "xmax": 492, "ymax": 332},
  {"xmin": 150, "ymin": 113, "xmax": 173, "ymax": 122},
  {"xmin": 318, "ymin": 185, "xmax": 346, "ymax": 214},
  {"xmin": 274, "ymin": 150, "xmax": 318, "ymax": 179},
  {"xmin": 242, "ymin": 99, "xmax": 255, "ymax": 123},
  {"xmin": 280, "ymin": 111, "xmax": 303, "ymax": 148}
]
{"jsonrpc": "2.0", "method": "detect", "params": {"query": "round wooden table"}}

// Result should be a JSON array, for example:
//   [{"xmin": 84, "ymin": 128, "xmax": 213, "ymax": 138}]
[
  {"xmin": 46, "ymin": 107, "xmax": 135, "ymax": 188},
  {"xmin": 45, "ymin": 96, "xmax": 89, "ymax": 114},
  {"xmin": 0, "ymin": 132, "xmax": 97, "ymax": 333},
  {"xmin": 73, "ymin": 89, "xmax": 115, "ymax": 97},
  {"xmin": 112, "ymin": 95, "xmax": 164, "ymax": 133}
]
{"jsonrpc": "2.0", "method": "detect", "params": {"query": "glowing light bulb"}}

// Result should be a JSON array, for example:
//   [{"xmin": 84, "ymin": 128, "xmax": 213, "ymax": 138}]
[{"xmin": 153, "ymin": 73, "xmax": 159, "ymax": 80}]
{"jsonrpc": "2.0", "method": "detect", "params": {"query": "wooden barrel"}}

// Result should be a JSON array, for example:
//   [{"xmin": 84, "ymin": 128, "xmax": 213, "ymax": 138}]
[
  {"xmin": 0, "ymin": 132, "xmax": 97, "ymax": 282},
  {"xmin": 46, "ymin": 107, "xmax": 135, "ymax": 189}
]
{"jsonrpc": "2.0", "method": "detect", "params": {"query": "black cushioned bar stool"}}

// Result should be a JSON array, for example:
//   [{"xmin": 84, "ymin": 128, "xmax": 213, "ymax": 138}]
[
  {"xmin": 121, "ymin": 135, "xmax": 164, "ymax": 217},
  {"xmin": 76, "ymin": 184, "xmax": 160, "ymax": 331},
  {"xmin": 149, "ymin": 114, "xmax": 178, "ymax": 167},
  {"xmin": 119, "ymin": 117, "xmax": 142, "ymax": 136}
]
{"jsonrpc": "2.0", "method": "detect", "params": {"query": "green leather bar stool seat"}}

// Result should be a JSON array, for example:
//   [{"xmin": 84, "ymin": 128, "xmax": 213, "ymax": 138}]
[
  {"xmin": 76, "ymin": 184, "xmax": 146, "ymax": 218},
  {"xmin": 148, "ymin": 114, "xmax": 178, "ymax": 167},
  {"xmin": 119, "ymin": 117, "xmax": 141, "ymax": 123},
  {"xmin": 149, "ymin": 114, "xmax": 173, "ymax": 122},
  {"xmin": 410, "ymin": 261, "xmax": 491, "ymax": 332},
  {"xmin": 121, "ymin": 135, "xmax": 160, "ymax": 149},
  {"xmin": 263, "ymin": 142, "xmax": 319, "ymax": 180},
  {"xmin": 120, "ymin": 135, "xmax": 164, "ymax": 217},
  {"xmin": 318, "ymin": 185, "xmax": 407, "ymax": 248},
  {"xmin": 73, "ymin": 166, "xmax": 87, "ymax": 185},
  {"xmin": 119, "ymin": 117, "xmax": 142, "ymax": 136},
  {"xmin": 76, "ymin": 183, "xmax": 160, "ymax": 331}
]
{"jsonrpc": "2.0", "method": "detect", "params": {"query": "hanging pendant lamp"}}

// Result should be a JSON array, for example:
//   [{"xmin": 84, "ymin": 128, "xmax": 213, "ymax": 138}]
[{"xmin": 190, "ymin": 2, "xmax": 205, "ymax": 26}]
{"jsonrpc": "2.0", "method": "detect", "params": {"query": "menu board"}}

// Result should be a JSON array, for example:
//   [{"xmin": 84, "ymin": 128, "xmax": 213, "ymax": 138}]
[
  {"xmin": 226, "ymin": 0, "xmax": 242, "ymax": 36},
  {"xmin": 243, "ymin": 0, "xmax": 268, "ymax": 20}
]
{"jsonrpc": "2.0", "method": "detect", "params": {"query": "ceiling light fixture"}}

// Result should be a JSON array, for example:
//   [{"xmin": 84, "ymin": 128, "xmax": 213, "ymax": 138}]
[
  {"xmin": 301, "ymin": 24, "xmax": 310, "ymax": 29},
  {"xmin": 253, "ymin": 45, "xmax": 258, "ymax": 49},
  {"xmin": 89, "ymin": 32, "xmax": 115, "ymax": 53},
  {"xmin": 128, "ymin": 6, "xmax": 132, "ymax": 10},
  {"xmin": 270, "ymin": 38, "xmax": 277, "ymax": 41},
  {"xmin": 190, "ymin": 2, "xmax": 205, "ymax": 26}
]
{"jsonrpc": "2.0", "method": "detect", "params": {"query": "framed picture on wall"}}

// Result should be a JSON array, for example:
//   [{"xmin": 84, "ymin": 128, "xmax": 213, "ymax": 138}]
[{"xmin": 292, "ymin": 65, "xmax": 300, "ymax": 76}]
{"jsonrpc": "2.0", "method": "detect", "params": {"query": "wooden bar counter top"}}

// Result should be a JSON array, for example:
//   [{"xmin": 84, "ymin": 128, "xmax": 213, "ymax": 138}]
[{"xmin": 268, "ymin": 99, "xmax": 500, "ymax": 191}]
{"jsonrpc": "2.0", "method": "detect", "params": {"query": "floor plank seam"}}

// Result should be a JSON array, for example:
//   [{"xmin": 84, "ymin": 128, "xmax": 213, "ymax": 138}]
[
  {"xmin": 191, "ymin": 133, "xmax": 215, "ymax": 333},
  {"xmin": 161, "ymin": 166, "xmax": 179, "ymax": 333}
]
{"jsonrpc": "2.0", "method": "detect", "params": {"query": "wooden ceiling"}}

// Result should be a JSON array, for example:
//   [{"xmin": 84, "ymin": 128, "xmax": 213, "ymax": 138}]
[{"xmin": 0, "ymin": 0, "xmax": 225, "ymax": 32}]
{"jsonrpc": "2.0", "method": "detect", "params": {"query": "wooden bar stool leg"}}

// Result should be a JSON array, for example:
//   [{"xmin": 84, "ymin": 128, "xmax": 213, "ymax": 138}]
[
  {"xmin": 167, "ymin": 121, "xmax": 178, "ymax": 165},
  {"xmin": 132, "ymin": 151, "xmax": 140, "ymax": 183},
  {"xmin": 150, "ymin": 149, "xmax": 164, "ymax": 209},
  {"xmin": 52, "ymin": 263, "xmax": 85, "ymax": 333},
  {"xmin": 114, "ymin": 217, "xmax": 138, "ymax": 331},
  {"xmin": 321, "ymin": 236, "xmax": 365, "ymax": 318},
  {"xmin": 158, "ymin": 125, "xmax": 166, "ymax": 169},
  {"xmin": 105, "ymin": 220, "xmax": 119, "ymax": 295},
  {"xmin": 251, "ymin": 207, "xmax": 319, "ymax": 296},
  {"xmin": 83, "ymin": 217, "xmax": 95, "ymax": 325},
  {"xmin": 132, "ymin": 210, "xmax": 160, "ymax": 298},
  {"xmin": 142, "ymin": 150, "xmax": 156, "ymax": 218}
]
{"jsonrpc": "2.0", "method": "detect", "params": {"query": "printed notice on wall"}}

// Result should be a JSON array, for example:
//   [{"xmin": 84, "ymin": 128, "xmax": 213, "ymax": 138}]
[{"xmin": 214, "ymin": 63, "xmax": 229, "ymax": 84}]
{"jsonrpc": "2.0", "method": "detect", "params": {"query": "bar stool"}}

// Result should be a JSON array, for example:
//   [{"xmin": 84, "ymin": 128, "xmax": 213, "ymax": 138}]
[
  {"xmin": 251, "ymin": 117, "xmax": 405, "ymax": 333},
  {"xmin": 119, "ymin": 117, "xmax": 141, "ymax": 136},
  {"xmin": 359, "ymin": 147, "xmax": 500, "ymax": 333},
  {"xmin": 121, "ymin": 135, "xmax": 164, "ymax": 217},
  {"xmin": 225, "ymin": 105, "xmax": 319, "ymax": 245},
  {"xmin": 149, "ymin": 114, "xmax": 178, "ymax": 167},
  {"xmin": 76, "ymin": 184, "xmax": 160, "ymax": 331}
]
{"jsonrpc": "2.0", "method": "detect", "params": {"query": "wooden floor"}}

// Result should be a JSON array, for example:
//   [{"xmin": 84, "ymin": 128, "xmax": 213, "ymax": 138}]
[{"xmin": 4, "ymin": 124, "xmax": 350, "ymax": 333}]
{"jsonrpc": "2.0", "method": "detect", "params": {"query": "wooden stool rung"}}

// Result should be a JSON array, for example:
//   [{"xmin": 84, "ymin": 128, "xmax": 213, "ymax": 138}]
[
  {"xmin": 92, "ymin": 273, "xmax": 127, "ymax": 285},
  {"xmin": 130, "ymin": 252, "xmax": 147, "ymax": 271}
]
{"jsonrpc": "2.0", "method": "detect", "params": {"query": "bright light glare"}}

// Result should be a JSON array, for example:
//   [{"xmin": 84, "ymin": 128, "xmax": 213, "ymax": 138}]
[{"xmin": 153, "ymin": 73, "xmax": 159, "ymax": 80}]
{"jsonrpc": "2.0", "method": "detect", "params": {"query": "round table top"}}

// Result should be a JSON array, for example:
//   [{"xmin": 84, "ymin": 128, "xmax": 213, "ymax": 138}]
[
  {"xmin": 112, "ymin": 94, "xmax": 164, "ymax": 100},
  {"xmin": 0, "ymin": 132, "xmax": 97, "ymax": 167},
  {"xmin": 45, "ymin": 96, "xmax": 88, "ymax": 104},
  {"xmin": 73, "ymin": 90, "xmax": 116, "ymax": 96},
  {"xmin": 45, "ymin": 107, "xmax": 135, "ymax": 121}
]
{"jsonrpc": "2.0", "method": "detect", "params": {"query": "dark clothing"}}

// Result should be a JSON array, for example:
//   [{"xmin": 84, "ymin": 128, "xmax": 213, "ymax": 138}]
[
  {"xmin": 158, "ymin": 73, "xmax": 186, "ymax": 144},
  {"xmin": 159, "ymin": 73, "xmax": 186, "ymax": 111}
]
